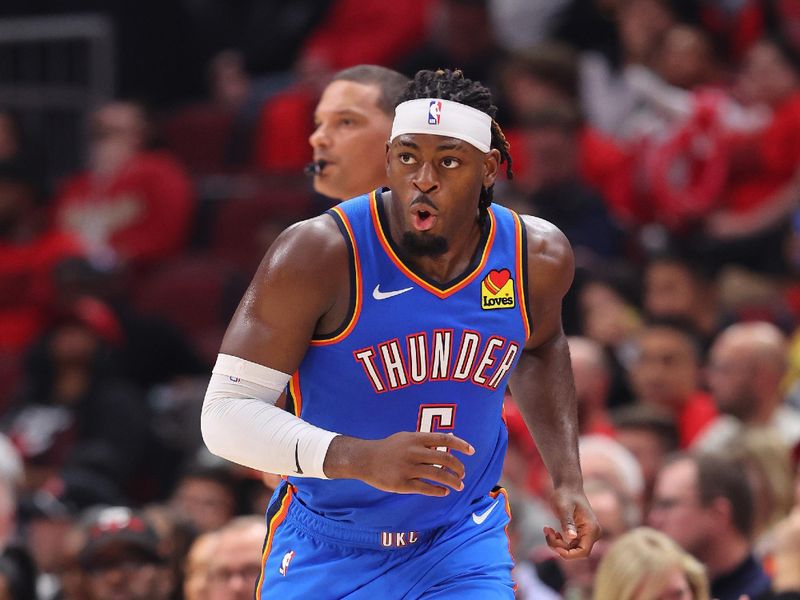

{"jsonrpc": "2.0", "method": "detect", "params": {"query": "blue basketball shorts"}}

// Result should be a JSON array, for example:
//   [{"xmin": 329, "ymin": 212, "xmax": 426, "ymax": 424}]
[{"xmin": 255, "ymin": 482, "xmax": 516, "ymax": 599}]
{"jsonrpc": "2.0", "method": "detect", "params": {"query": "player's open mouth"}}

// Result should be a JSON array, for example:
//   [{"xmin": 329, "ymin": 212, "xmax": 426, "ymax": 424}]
[{"xmin": 412, "ymin": 208, "xmax": 438, "ymax": 231}]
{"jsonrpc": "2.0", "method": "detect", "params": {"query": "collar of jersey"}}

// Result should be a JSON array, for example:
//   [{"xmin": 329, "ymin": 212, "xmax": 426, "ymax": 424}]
[{"xmin": 370, "ymin": 188, "xmax": 495, "ymax": 299}]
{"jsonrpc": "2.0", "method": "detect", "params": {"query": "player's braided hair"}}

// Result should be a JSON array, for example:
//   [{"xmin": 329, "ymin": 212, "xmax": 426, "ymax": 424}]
[{"xmin": 396, "ymin": 69, "xmax": 513, "ymax": 224}]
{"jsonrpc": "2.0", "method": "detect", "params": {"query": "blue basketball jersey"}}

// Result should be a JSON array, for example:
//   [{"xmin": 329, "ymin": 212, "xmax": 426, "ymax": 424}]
[{"xmin": 286, "ymin": 189, "xmax": 531, "ymax": 532}]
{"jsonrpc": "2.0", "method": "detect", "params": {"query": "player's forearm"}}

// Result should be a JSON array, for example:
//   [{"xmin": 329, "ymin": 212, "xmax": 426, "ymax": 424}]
[
  {"xmin": 201, "ymin": 354, "xmax": 338, "ymax": 478},
  {"xmin": 509, "ymin": 335, "xmax": 583, "ymax": 490}
]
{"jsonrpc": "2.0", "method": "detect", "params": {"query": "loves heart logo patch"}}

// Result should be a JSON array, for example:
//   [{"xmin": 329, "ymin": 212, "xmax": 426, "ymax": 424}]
[
  {"xmin": 481, "ymin": 268, "xmax": 515, "ymax": 310},
  {"xmin": 485, "ymin": 269, "xmax": 510, "ymax": 294}
]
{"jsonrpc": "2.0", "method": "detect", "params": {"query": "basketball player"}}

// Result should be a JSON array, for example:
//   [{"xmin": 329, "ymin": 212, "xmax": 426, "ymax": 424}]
[
  {"xmin": 308, "ymin": 65, "xmax": 409, "ymax": 200},
  {"xmin": 202, "ymin": 69, "xmax": 599, "ymax": 598}
]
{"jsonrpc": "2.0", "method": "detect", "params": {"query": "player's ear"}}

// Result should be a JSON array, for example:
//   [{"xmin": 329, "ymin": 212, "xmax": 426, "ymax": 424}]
[
  {"xmin": 385, "ymin": 140, "xmax": 392, "ymax": 173},
  {"xmin": 483, "ymin": 149, "xmax": 500, "ymax": 188}
]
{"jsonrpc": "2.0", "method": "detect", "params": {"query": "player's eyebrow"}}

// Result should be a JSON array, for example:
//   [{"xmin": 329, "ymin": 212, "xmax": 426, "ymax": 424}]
[
  {"xmin": 395, "ymin": 137, "xmax": 468, "ymax": 151},
  {"xmin": 397, "ymin": 136, "xmax": 466, "ymax": 152}
]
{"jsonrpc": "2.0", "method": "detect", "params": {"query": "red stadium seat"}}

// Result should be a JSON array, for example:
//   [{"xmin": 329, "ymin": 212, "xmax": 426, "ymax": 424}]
[
  {"xmin": 212, "ymin": 185, "xmax": 314, "ymax": 275},
  {"xmin": 133, "ymin": 255, "xmax": 245, "ymax": 362},
  {"xmin": 161, "ymin": 105, "xmax": 235, "ymax": 174}
]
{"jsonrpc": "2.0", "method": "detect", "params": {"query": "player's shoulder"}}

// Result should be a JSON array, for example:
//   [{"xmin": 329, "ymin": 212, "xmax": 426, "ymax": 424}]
[
  {"xmin": 516, "ymin": 213, "xmax": 574, "ymax": 300},
  {"xmin": 262, "ymin": 213, "xmax": 348, "ymax": 280},
  {"xmin": 275, "ymin": 212, "xmax": 345, "ymax": 253}
]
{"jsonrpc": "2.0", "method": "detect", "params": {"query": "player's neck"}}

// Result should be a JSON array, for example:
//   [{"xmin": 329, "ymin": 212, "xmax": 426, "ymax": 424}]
[
  {"xmin": 409, "ymin": 221, "xmax": 483, "ymax": 283},
  {"xmin": 383, "ymin": 191, "xmax": 484, "ymax": 284}
]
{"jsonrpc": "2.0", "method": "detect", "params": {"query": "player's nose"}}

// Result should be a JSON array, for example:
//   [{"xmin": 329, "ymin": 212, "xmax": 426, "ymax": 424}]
[{"xmin": 413, "ymin": 161, "xmax": 439, "ymax": 194}]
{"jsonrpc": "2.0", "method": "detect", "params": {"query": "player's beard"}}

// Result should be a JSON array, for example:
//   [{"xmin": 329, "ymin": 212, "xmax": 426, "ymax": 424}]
[{"xmin": 401, "ymin": 231, "xmax": 448, "ymax": 257}]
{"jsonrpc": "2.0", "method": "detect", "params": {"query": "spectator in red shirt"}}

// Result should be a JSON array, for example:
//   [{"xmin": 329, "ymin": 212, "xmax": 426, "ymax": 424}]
[
  {"xmin": 498, "ymin": 43, "xmax": 635, "ymax": 224},
  {"xmin": 519, "ymin": 107, "xmax": 624, "ymax": 261},
  {"xmin": 296, "ymin": 0, "xmax": 429, "ymax": 80},
  {"xmin": 699, "ymin": 0, "xmax": 766, "ymax": 62},
  {"xmin": 705, "ymin": 38, "xmax": 800, "ymax": 272},
  {"xmin": 251, "ymin": 0, "xmax": 428, "ymax": 174},
  {"xmin": 0, "ymin": 161, "xmax": 84, "ymax": 353},
  {"xmin": 52, "ymin": 101, "xmax": 194, "ymax": 272}
]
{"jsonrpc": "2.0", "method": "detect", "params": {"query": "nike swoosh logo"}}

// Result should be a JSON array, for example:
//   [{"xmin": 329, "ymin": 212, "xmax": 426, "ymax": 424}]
[
  {"xmin": 472, "ymin": 500, "xmax": 499, "ymax": 525},
  {"xmin": 294, "ymin": 440, "xmax": 303, "ymax": 475},
  {"xmin": 372, "ymin": 284, "xmax": 414, "ymax": 300}
]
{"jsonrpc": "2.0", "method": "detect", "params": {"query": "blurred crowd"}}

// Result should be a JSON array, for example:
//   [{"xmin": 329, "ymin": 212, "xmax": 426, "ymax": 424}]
[{"xmin": 2, "ymin": 0, "xmax": 800, "ymax": 598}]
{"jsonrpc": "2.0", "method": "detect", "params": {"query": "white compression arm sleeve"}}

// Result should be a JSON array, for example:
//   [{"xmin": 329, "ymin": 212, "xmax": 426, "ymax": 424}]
[{"xmin": 201, "ymin": 354, "xmax": 339, "ymax": 478}]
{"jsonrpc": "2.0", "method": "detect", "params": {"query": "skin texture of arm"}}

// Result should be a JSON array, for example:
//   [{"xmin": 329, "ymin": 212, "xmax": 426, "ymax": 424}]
[{"xmin": 508, "ymin": 215, "xmax": 601, "ymax": 559}]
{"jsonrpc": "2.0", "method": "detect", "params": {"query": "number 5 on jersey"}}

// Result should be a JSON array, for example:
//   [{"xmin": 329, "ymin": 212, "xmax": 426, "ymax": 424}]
[{"xmin": 417, "ymin": 405, "xmax": 457, "ymax": 453}]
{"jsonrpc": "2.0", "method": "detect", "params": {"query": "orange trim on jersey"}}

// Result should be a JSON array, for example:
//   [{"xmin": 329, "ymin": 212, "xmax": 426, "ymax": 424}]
[
  {"xmin": 490, "ymin": 486, "xmax": 517, "ymax": 592},
  {"xmin": 490, "ymin": 486, "xmax": 512, "ymax": 515},
  {"xmin": 310, "ymin": 206, "xmax": 362, "ymax": 346},
  {"xmin": 369, "ymin": 191, "xmax": 496, "ymax": 299},
  {"xmin": 288, "ymin": 372, "xmax": 302, "ymax": 417},
  {"xmin": 255, "ymin": 485, "xmax": 294, "ymax": 596},
  {"xmin": 513, "ymin": 213, "xmax": 531, "ymax": 339}
]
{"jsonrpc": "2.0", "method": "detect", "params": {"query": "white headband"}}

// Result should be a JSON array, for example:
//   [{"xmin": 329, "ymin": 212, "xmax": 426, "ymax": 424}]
[{"xmin": 390, "ymin": 98, "xmax": 492, "ymax": 153}]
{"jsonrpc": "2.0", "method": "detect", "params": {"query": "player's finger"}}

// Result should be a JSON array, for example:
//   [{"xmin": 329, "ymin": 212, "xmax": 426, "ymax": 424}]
[
  {"xmin": 416, "ymin": 448, "xmax": 466, "ymax": 478},
  {"xmin": 415, "ymin": 465, "xmax": 465, "ymax": 491},
  {"xmin": 404, "ymin": 479, "xmax": 450, "ymax": 497},
  {"xmin": 559, "ymin": 507, "xmax": 578, "ymax": 542},
  {"xmin": 418, "ymin": 432, "xmax": 475, "ymax": 455},
  {"xmin": 545, "ymin": 528, "xmax": 582, "ymax": 553},
  {"xmin": 552, "ymin": 539, "xmax": 593, "ymax": 559},
  {"xmin": 543, "ymin": 527, "xmax": 570, "ymax": 550}
]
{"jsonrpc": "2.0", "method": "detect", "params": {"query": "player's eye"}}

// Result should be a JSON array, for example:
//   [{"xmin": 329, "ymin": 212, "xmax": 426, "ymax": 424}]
[
  {"xmin": 339, "ymin": 118, "xmax": 354, "ymax": 127},
  {"xmin": 441, "ymin": 157, "xmax": 460, "ymax": 169},
  {"xmin": 398, "ymin": 153, "xmax": 417, "ymax": 165}
]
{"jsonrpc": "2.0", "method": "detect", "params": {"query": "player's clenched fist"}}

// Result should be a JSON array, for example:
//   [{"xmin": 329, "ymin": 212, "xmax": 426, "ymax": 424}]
[{"xmin": 323, "ymin": 432, "xmax": 476, "ymax": 496}]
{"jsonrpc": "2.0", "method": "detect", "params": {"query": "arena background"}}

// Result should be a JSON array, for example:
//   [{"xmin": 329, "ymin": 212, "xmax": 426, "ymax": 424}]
[{"xmin": 0, "ymin": 1, "xmax": 799, "ymax": 598}]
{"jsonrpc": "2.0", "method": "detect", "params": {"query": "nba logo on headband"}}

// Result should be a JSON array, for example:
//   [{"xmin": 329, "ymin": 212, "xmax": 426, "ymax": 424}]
[{"xmin": 428, "ymin": 100, "xmax": 442, "ymax": 125}]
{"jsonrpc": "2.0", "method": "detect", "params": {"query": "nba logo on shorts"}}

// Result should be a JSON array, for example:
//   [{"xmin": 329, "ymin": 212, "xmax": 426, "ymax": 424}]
[
  {"xmin": 279, "ymin": 550, "xmax": 295, "ymax": 576},
  {"xmin": 428, "ymin": 100, "xmax": 442, "ymax": 125}
]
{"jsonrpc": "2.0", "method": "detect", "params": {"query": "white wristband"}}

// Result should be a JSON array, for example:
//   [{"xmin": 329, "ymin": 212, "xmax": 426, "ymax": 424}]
[{"xmin": 201, "ymin": 354, "xmax": 339, "ymax": 479}]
